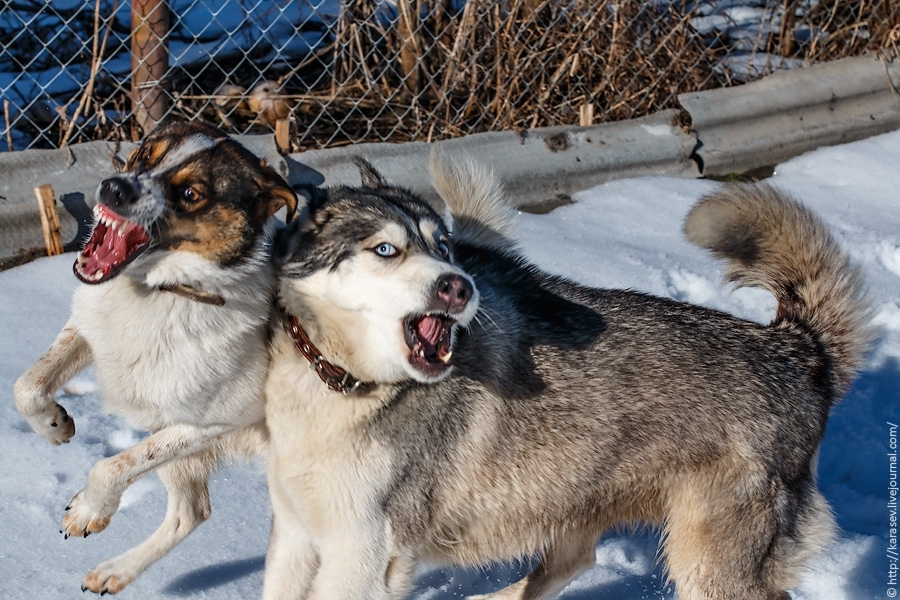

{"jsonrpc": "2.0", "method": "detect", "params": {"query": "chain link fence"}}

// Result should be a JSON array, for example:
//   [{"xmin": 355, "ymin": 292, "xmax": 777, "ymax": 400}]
[{"xmin": 2, "ymin": 0, "xmax": 898, "ymax": 152}]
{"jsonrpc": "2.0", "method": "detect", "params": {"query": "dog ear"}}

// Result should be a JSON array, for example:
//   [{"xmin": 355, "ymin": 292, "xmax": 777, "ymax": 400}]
[
  {"xmin": 440, "ymin": 203, "xmax": 455, "ymax": 234},
  {"xmin": 257, "ymin": 161, "xmax": 299, "ymax": 223},
  {"xmin": 272, "ymin": 217, "xmax": 302, "ymax": 269},
  {"xmin": 267, "ymin": 183, "xmax": 299, "ymax": 223},
  {"xmin": 271, "ymin": 185, "xmax": 328, "ymax": 268},
  {"xmin": 354, "ymin": 157, "xmax": 386, "ymax": 189}
]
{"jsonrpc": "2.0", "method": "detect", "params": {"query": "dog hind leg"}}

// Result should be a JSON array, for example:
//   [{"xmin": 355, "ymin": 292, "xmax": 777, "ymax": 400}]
[
  {"xmin": 80, "ymin": 449, "xmax": 216, "ymax": 594},
  {"xmin": 468, "ymin": 532, "xmax": 597, "ymax": 600},
  {"xmin": 663, "ymin": 463, "xmax": 833, "ymax": 600},
  {"xmin": 759, "ymin": 479, "xmax": 836, "ymax": 597},
  {"xmin": 384, "ymin": 554, "xmax": 417, "ymax": 599}
]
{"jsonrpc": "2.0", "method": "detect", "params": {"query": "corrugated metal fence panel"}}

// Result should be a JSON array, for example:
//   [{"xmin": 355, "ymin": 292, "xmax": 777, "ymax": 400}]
[
  {"xmin": 680, "ymin": 54, "xmax": 900, "ymax": 177},
  {"xmin": 287, "ymin": 110, "xmax": 699, "ymax": 210},
  {"xmin": 4, "ymin": 55, "xmax": 900, "ymax": 268},
  {"xmin": 0, "ymin": 111, "xmax": 697, "ymax": 267}
]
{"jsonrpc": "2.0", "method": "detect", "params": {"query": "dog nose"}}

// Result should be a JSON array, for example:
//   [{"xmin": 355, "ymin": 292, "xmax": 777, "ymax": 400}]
[
  {"xmin": 99, "ymin": 177, "xmax": 138, "ymax": 208},
  {"xmin": 435, "ymin": 274, "xmax": 473, "ymax": 314}
]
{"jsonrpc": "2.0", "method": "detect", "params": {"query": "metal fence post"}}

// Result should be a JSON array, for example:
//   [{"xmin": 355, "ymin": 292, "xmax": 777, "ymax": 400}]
[{"xmin": 131, "ymin": 0, "xmax": 170, "ymax": 139}]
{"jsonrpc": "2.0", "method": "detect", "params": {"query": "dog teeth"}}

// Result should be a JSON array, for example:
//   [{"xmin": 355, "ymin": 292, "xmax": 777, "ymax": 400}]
[
  {"xmin": 439, "ymin": 350, "xmax": 452, "ymax": 364},
  {"xmin": 94, "ymin": 208, "xmax": 130, "ymax": 233}
]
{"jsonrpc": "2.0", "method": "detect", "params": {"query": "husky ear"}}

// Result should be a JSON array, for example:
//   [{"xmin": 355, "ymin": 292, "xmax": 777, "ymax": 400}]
[
  {"xmin": 440, "ymin": 202, "xmax": 455, "ymax": 234},
  {"xmin": 354, "ymin": 157, "xmax": 386, "ymax": 189},
  {"xmin": 272, "ymin": 219, "xmax": 299, "ymax": 269},
  {"xmin": 272, "ymin": 205, "xmax": 312, "ymax": 269}
]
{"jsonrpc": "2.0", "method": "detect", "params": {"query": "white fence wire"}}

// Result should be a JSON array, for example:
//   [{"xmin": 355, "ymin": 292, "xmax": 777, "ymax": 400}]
[{"xmin": 2, "ymin": 0, "xmax": 897, "ymax": 152}]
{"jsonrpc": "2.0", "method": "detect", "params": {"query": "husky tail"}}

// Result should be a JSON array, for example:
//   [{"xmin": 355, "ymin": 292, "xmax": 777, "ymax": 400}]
[
  {"xmin": 685, "ymin": 182, "xmax": 874, "ymax": 397},
  {"xmin": 428, "ymin": 149, "xmax": 517, "ymax": 249}
]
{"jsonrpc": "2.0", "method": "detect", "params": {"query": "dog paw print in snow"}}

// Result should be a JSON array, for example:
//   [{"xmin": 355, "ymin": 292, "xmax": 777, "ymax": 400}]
[
  {"xmin": 880, "ymin": 242, "xmax": 900, "ymax": 278},
  {"xmin": 63, "ymin": 377, "xmax": 99, "ymax": 396}
]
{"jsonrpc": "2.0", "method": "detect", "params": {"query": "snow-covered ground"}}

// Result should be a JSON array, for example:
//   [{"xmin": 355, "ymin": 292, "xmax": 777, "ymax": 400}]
[{"xmin": 2, "ymin": 128, "xmax": 898, "ymax": 598}]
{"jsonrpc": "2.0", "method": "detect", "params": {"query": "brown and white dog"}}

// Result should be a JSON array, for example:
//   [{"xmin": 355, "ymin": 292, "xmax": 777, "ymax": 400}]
[{"xmin": 14, "ymin": 119, "xmax": 297, "ymax": 594}]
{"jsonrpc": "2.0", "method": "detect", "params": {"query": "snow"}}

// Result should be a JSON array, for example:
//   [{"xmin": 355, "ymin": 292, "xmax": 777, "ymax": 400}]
[{"xmin": 2, "ymin": 128, "xmax": 899, "ymax": 598}]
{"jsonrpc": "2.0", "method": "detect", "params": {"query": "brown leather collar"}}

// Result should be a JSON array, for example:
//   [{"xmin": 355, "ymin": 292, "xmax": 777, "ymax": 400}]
[
  {"xmin": 159, "ymin": 283, "xmax": 226, "ymax": 306},
  {"xmin": 282, "ymin": 312, "xmax": 370, "ymax": 395}
]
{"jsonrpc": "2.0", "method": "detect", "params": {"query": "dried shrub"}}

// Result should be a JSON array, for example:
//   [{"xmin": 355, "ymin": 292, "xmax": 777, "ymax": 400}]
[
  {"xmin": 767, "ymin": 0, "xmax": 899, "ymax": 61},
  {"xmin": 282, "ymin": 0, "xmax": 730, "ymax": 148}
]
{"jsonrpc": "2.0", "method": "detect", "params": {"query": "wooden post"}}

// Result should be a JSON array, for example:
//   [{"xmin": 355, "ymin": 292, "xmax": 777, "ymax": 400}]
[
  {"xmin": 396, "ymin": 0, "xmax": 422, "ymax": 99},
  {"xmin": 34, "ymin": 184, "xmax": 64, "ymax": 256},
  {"xmin": 131, "ymin": 0, "xmax": 170, "ymax": 140},
  {"xmin": 579, "ymin": 102, "xmax": 595, "ymax": 126},
  {"xmin": 275, "ymin": 118, "xmax": 291, "ymax": 154}
]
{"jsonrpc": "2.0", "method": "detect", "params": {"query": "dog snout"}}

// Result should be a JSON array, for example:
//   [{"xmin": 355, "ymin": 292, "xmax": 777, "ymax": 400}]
[
  {"xmin": 435, "ymin": 274, "xmax": 473, "ymax": 314},
  {"xmin": 99, "ymin": 177, "xmax": 139, "ymax": 208}
]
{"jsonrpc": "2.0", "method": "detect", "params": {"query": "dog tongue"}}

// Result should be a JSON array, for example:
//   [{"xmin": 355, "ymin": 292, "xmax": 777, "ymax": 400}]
[
  {"xmin": 417, "ymin": 315, "xmax": 443, "ymax": 353},
  {"xmin": 73, "ymin": 206, "xmax": 150, "ymax": 284}
]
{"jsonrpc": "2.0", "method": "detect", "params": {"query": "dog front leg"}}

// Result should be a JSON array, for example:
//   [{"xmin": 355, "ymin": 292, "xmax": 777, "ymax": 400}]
[
  {"xmin": 61, "ymin": 422, "xmax": 234, "ymax": 539},
  {"xmin": 14, "ymin": 323, "xmax": 91, "ymax": 445},
  {"xmin": 80, "ymin": 449, "xmax": 217, "ymax": 594},
  {"xmin": 263, "ymin": 464, "xmax": 319, "ymax": 600},
  {"xmin": 307, "ymin": 527, "xmax": 393, "ymax": 600}
]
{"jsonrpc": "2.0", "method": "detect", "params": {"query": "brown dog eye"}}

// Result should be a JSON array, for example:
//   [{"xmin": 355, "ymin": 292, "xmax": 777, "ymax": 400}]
[
  {"xmin": 140, "ymin": 147, "xmax": 151, "ymax": 162},
  {"xmin": 182, "ymin": 187, "xmax": 202, "ymax": 203},
  {"xmin": 175, "ymin": 186, "xmax": 208, "ymax": 212}
]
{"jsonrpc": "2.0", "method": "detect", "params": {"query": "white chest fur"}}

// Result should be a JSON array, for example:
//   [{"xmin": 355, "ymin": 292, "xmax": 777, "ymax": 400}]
[
  {"xmin": 71, "ymin": 272, "xmax": 271, "ymax": 431},
  {"xmin": 265, "ymin": 330, "xmax": 396, "ymax": 532}
]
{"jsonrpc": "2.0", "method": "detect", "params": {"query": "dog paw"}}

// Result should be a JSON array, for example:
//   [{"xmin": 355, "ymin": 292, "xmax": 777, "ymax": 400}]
[
  {"xmin": 82, "ymin": 563, "xmax": 135, "ymax": 595},
  {"xmin": 61, "ymin": 488, "xmax": 117, "ymax": 539},
  {"xmin": 28, "ymin": 402, "xmax": 75, "ymax": 445}
]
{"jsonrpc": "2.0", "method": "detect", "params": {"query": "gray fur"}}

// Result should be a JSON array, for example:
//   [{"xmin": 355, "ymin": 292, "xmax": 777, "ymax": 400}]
[
  {"xmin": 264, "ymin": 162, "xmax": 873, "ymax": 600},
  {"xmin": 684, "ymin": 182, "xmax": 875, "ymax": 397}
]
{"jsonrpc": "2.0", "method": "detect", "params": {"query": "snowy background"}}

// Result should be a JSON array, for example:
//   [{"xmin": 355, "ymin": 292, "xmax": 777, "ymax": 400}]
[{"xmin": 2, "ymin": 127, "xmax": 899, "ymax": 598}]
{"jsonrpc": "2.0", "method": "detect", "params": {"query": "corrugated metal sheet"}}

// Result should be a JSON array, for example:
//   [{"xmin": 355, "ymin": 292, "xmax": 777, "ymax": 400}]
[
  {"xmin": 0, "ymin": 111, "xmax": 697, "ymax": 267},
  {"xmin": 286, "ymin": 110, "xmax": 698, "ymax": 210},
  {"xmin": 680, "ymin": 54, "xmax": 900, "ymax": 177},
  {"xmin": 3, "ymin": 53, "xmax": 899, "ymax": 268}
]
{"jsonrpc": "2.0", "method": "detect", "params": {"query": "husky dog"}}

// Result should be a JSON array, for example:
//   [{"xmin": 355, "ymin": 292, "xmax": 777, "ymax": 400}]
[
  {"xmin": 14, "ymin": 120, "xmax": 297, "ymax": 594},
  {"xmin": 263, "ymin": 156, "xmax": 872, "ymax": 600}
]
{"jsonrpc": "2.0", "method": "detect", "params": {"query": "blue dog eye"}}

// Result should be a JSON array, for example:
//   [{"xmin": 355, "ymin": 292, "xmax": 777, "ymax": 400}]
[{"xmin": 374, "ymin": 243, "xmax": 398, "ymax": 257}]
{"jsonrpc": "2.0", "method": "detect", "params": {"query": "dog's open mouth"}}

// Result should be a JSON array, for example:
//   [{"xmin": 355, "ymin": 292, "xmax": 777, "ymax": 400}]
[
  {"xmin": 405, "ymin": 313, "xmax": 456, "ymax": 378},
  {"xmin": 74, "ymin": 205, "xmax": 150, "ymax": 284}
]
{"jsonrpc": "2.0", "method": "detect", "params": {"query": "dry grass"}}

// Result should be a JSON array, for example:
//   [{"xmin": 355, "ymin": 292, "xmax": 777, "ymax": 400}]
[
  {"xmin": 279, "ymin": 0, "xmax": 731, "ymax": 149},
  {"xmin": 6, "ymin": 0, "xmax": 899, "ymax": 150},
  {"xmin": 770, "ymin": 0, "xmax": 899, "ymax": 61},
  {"xmin": 248, "ymin": 0, "xmax": 899, "ymax": 149}
]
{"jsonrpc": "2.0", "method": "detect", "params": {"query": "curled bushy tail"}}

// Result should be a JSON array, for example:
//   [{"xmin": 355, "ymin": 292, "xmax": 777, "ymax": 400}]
[
  {"xmin": 428, "ymin": 149, "xmax": 517, "ymax": 249},
  {"xmin": 684, "ymin": 182, "xmax": 874, "ymax": 396}
]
